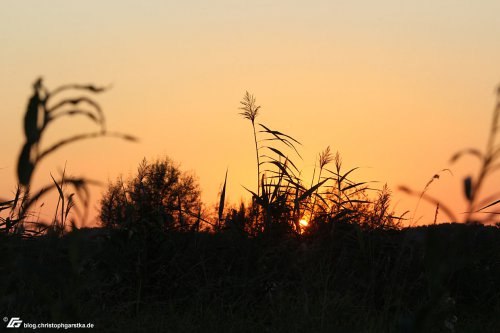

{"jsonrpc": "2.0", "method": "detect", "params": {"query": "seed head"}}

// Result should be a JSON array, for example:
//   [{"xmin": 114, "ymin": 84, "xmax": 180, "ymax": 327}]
[{"xmin": 239, "ymin": 91, "xmax": 260, "ymax": 123}]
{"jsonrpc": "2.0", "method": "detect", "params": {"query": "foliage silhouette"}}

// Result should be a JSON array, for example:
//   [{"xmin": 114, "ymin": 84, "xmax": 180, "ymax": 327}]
[
  {"xmin": 453, "ymin": 86, "xmax": 500, "ymax": 221},
  {"xmin": 237, "ymin": 92, "xmax": 402, "ymax": 236},
  {"xmin": 1, "ymin": 78, "xmax": 136, "ymax": 235},
  {"xmin": 400, "ymin": 85, "xmax": 500, "ymax": 224},
  {"xmin": 100, "ymin": 157, "xmax": 202, "ymax": 233}
]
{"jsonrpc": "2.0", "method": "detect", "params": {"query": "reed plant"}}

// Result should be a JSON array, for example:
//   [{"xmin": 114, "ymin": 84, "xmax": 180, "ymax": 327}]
[
  {"xmin": 401, "ymin": 85, "xmax": 500, "ymax": 224},
  {"xmin": 452, "ymin": 87, "xmax": 500, "ymax": 221},
  {"xmin": 237, "ymin": 92, "xmax": 400, "ymax": 237},
  {"xmin": 239, "ymin": 92, "xmax": 324, "ymax": 235},
  {"xmin": 1, "ymin": 78, "xmax": 135, "ymax": 235},
  {"xmin": 239, "ymin": 92, "xmax": 261, "ymax": 196}
]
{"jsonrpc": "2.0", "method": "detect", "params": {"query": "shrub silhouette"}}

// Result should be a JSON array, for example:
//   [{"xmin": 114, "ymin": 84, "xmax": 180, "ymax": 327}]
[{"xmin": 100, "ymin": 157, "xmax": 201, "ymax": 233}]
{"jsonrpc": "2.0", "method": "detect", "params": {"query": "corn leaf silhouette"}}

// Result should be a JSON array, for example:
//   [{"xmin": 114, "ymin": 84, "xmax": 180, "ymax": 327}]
[{"xmin": 12, "ymin": 78, "xmax": 136, "ymax": 232}]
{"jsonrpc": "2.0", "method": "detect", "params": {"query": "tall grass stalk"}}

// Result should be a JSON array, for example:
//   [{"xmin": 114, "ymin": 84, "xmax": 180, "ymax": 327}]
[
  {"xmin": 239, "ymin": 91, "xmax": 261, "ymax": 196},
  {"xmin": 308, "ymin": 146, "xmax": 333, "ymax": 221}
]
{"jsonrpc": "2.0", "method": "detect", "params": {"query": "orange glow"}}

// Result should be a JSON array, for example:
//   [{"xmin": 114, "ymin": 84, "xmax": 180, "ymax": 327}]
[{"xmin": 299, "ymin": 219, "xmax": 309, "ymax": 228}]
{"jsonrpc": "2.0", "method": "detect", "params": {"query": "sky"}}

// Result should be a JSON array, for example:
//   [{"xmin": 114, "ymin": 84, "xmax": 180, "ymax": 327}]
[{"xmin": 1, "ymin": 0, "xmax": 500, "ymax": 226}]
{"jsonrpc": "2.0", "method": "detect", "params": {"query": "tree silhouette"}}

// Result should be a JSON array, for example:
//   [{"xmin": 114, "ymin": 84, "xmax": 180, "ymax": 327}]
[{"xmin": 100, "ymin": 157, "xmax": 201, "ymax": 233}]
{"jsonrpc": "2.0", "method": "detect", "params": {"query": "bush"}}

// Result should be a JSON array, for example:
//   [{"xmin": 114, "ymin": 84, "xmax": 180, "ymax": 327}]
[{"xmin": 100, "ymin": 157, "xmax": 201, "ymax": 233}]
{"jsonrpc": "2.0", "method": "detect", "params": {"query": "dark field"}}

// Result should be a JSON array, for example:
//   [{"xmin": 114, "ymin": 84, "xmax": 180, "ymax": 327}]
[{"xmin": 2, "ymin": 221, "xmax": 499, "ymax": 332}]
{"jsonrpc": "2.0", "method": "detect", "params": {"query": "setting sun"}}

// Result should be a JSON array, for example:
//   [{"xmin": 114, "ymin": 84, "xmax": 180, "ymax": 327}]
[{"xmin": 299, "ymin": 219, "xmax": 309, "ymax": 228}]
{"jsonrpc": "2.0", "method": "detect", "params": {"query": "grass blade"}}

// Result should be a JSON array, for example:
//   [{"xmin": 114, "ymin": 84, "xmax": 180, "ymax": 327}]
[{"xmin": 218, "ymin": 169, "xmax": 228, "ymax": 223}]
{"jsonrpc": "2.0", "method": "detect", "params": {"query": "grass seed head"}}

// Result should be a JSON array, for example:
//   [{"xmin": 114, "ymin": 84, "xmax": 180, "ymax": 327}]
[{"xmin": 239, "ymin": 91, "xmax": 260, "ymax": 123}]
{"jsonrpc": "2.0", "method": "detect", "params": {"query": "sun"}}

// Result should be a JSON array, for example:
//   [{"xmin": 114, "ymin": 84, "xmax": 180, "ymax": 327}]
[{"xmin": 299, "ymin": 219, "xmax": 308, "ymax": 228}]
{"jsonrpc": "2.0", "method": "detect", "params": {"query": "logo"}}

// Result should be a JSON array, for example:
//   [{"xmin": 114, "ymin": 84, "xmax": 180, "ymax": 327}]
[{"xmin": 6, "ymin": 317, "xmax": 22, "ymax": 328}]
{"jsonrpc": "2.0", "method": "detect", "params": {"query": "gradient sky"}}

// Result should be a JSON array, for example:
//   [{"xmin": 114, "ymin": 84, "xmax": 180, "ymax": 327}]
[{"xmin": 2, "ymin": 0, "xmax": 500, "ymax": 226}]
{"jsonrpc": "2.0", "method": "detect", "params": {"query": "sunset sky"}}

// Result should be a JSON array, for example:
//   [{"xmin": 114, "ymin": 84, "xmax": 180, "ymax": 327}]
[{"xmin": 2, "ymin": 0, "xmax": 500, "ymax": 226}]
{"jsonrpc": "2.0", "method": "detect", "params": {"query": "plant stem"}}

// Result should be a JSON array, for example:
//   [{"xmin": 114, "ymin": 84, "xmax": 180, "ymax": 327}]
[
  {"xmin": 252, "ymin": 120, "xmax": 260, "ymax": 196},
  {"xmin": 466, "ymin": 101, "xmax": 499, "ymax": 221}
]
